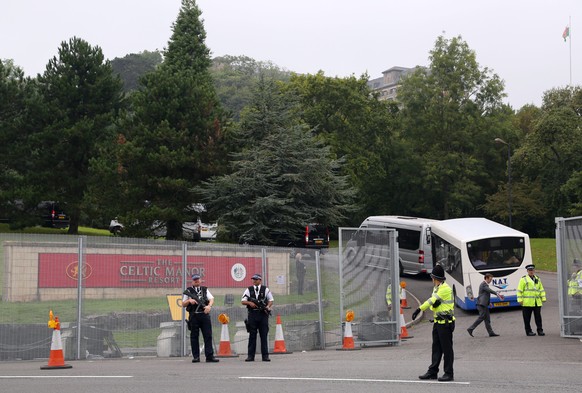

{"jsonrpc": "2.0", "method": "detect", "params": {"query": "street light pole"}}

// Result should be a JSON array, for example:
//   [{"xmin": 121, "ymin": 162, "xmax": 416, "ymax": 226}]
[{"xmin": 494, "ymin": 138, "xmax": 512, "ymax": 228}]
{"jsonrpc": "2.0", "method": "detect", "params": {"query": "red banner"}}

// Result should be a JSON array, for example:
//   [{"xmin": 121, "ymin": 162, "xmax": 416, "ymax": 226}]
[{"xmin": 38, "ymin": 253, "xmax": 262, "ymax": 288}]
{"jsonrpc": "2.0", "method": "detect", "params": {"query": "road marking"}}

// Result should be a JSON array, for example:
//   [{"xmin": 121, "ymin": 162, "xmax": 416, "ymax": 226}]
[
  {"xmin": 0, "ymin": 376, "xmax": 133, "ymax": 379},
  {"xmin": 240, "ymin": 376, "xmax": 470, "ymax": 385}
]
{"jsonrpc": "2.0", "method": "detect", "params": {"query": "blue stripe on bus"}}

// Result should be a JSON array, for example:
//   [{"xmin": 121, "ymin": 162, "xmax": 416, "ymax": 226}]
[{"xmin": 458, "ymin": 295, "xmax": 519, "ymax": 311}]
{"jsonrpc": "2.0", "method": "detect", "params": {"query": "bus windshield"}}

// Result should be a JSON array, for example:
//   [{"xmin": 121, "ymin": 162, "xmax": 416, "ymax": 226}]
[{"xmin": 466, "ymin": 237, "xmax": 525, "ymax": 270}]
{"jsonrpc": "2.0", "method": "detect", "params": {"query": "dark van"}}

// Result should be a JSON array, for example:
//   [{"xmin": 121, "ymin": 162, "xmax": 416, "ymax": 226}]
[
  {"xmin": 240, "ymin": 223, "xmax": 330, "ymax": 250},
  {"xmin": 38, "ymin": 201, "xmax": 69, "ymax": 229},
  {"xmin": 271, "ymin": 223, "xmax": 330, "ymax": 249}
]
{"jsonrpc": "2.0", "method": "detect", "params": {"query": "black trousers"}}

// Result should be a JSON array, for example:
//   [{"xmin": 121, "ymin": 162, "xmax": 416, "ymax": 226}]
[
  {"xmin": 468, "ymin": 305, "xmax": 494, "ymax": 334},
  {"xmin": 189, "ymin": 312, "xmax": 214, "ymax": 359},
  {"xmin": 247, "ymin": 310, "xmax": 269, "ymax": 359},
  {"xmin": 428, "ymin": 321, "xmax": 454, "ymax": 376},
  {"xmin": 522, "ymin": 306, "xmax": 543, "ymax": 333},
  {"xmin": 297, "ymin": 270, "xmax": 305, "ymax": 295}
]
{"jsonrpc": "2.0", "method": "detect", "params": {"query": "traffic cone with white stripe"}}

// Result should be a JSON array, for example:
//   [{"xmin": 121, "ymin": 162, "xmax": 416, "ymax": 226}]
[
  {"xmin": 273, "ymin": 314, "xmax": 291, "ymax": 354},
  {"xmin": 400, "ymin": 281, "xmax": 410, "ymax": 309},
  {"xmin": 399, "ymin": 306, "xmax": 413, "ymax": 339},
  {"xmin": 216, "ymin": 313, "xmax": 238, "ymax": 357},
  {"xmin": 337, "ymin": 309, "xmax": 360, "ymax": 351},
  {"xmin": 41, "ymin": 311, "xmax": 72, "ymax": 370},
  {"xmin": 342, "ymin": 320, "xmax": 355, "ymax": 349}
]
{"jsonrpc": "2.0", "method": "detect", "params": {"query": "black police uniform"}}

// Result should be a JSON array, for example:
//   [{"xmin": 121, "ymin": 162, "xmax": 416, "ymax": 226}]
[
  {"xmin": 244, "ymin": 285, "xmax": 271, "ymax": 361},
  {"xmin": 185, "ymin": 286, "xmax": 215, "ymax": 361}
]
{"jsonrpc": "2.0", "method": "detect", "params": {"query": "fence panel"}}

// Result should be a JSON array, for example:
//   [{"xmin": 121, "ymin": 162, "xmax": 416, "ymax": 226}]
[
  {"xmin": 338, "ymin": 227, "xmax": 400, "ymax": 346},
  {"xmin": 556, "ymin": 216, "xmax": 582, "ymax": 337},
  {"xmin": 1, "ymin": 229, "xmax": 400, "ymax": 361}
]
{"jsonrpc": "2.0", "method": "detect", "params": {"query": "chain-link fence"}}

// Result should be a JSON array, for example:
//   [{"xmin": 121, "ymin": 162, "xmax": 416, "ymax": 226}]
[
  {"xmin": 556, "ymin": 216, "xmax": 582, "ymax": 337},
  {"xmin": 1, "ymin": 231, "xmax": 400, "ymax": 361}
]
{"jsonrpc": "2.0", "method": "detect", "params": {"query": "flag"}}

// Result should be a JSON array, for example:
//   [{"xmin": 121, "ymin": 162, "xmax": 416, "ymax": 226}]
[{"xmin": 562, "ymin": 26, "xmax": 570, "ymax": 42}]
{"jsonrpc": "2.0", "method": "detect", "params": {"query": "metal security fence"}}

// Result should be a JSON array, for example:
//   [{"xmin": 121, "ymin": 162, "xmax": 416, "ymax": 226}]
[
  {"xmin": 556, "ymin": 216, "xmax": 582, "ymax": 337},
  {"xmin": 338, "ymin": 227, "xmax": 400, "ymax": 346},
  {"xmin": 1, "ymin": 232, "xmax": 400, "ymax": 362}
]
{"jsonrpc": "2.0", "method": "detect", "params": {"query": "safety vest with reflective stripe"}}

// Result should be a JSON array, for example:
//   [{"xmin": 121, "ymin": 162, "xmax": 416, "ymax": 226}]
[
  {"xmin": 420, "ymin": 281, "xmax": 455, "ymax": 324},
  {"xmin": 385, "ymin": 284, "xmax": 392, "ymax": 306},
  {"xmin": 517, "ymin": 274, "xmax": 546, "ymax": 307},
  {"xmin": 568, "ymin": 270, "xmax": 582, "ymax": 296}
]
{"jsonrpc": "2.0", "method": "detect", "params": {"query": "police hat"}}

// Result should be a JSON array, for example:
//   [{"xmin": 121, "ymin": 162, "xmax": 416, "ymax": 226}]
[
  {"xmin": 573, "ymin": 259, "xmax": 582, "ymax": 267},
  {"xmin": 525, "ymin": 264, "xmax": 535, "ymax": 270},
  {"xmin": 251, "ymin": 274, "xmax": 262, "ymax": 280},
  {"xmin": 430, "ymin": 265, "xmax": 446, "ymax": 280},
  {"xmin": 191, "ymin": 274, "xmax": 201, "ymax": 280}
]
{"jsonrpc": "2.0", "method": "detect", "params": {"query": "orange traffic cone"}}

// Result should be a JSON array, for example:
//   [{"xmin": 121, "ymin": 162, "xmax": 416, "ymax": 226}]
[
  {"xmin": 216, "ymin": 314, "xmax": 237, "ymax": 358},
  {"xmin": 343, "ymin": 320, "xmax": 355, "ymax": 348},
  {"xmin": 337, "ymin": 309, "xmax": 360, "ymax": 351},
  {"xmin": 400, "ymin": 282, "xmax": 410, "ymax": 309},
  {"xmin": 41, "ymin": 312, "xmax": 72, "ymax": 370},
  {"xmin": 273, "ymin": 315, "xmax": 291, "ymax": 354},
  {"xmin": 399, "ymin": 306, "xmax": 413, "ymax": 339}
]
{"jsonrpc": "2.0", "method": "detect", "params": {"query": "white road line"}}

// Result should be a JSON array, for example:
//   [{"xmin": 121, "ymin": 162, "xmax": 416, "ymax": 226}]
[
  {"xmin": 0, "ymin": 376, "xmax": 133, "ymax": 379},
  {"xmin": 240, "ymin": 376, "xmax": 470, "ymax": 385}
]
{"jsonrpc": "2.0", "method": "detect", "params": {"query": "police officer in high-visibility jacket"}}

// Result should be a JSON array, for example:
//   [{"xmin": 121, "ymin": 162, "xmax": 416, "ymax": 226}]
[
  {"xmin": 517, "ymin": 264, "xmax": 546, "ymax": 336},
  {"xmin": 568, "ymin": 259, "xmax": 582, "ymax": 300},
  {"xmin": 411, "ymin": 264, "xmax": 455, "ymax": 382},
  {"xmin": 567, "ymin": 259, "xmax": 582, "ymax": 335}
]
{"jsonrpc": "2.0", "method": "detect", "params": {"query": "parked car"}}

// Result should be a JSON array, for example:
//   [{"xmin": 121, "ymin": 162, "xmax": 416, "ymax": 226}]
[
  {"xmin": 199, "ymin": 222, "xmax": 218, "ymax": 241},
  {"xmin": 109, "ymin": 218, "xmax": 124, "ymax": 235},
  {"xmin": 38, "ymin": 201, "xmax": 69, "ymax": 229}
]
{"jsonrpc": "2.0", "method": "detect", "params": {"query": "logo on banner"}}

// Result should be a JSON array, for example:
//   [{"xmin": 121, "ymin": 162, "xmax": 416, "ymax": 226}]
[
  {"xmin": 65, "ymin": 261, "xmax": 93, "ymax": 280},
  {"xmin": 231, "ymin": 263, "xmax": 247, "ymax": 282}
]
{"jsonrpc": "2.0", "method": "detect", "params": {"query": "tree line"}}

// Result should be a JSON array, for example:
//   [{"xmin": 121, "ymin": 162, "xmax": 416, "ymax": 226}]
[{"xmin": 1, "ymin": 0, "xmax": 581, "ymax": 240}]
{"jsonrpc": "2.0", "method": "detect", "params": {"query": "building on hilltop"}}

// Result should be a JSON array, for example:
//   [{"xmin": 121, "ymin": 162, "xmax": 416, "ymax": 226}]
[{"xmin": 367, "ymin": 66, "xmax": 419, "ymax": 101}]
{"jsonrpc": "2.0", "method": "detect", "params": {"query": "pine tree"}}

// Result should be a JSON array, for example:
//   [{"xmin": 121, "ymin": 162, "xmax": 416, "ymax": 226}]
[
  {"xmin": 200, "ymin": 77, "xmax": 355, "ymax": 244},
  {"xmin": 115, "ymin": 0, "xmax": 226, "ymax": 239}
]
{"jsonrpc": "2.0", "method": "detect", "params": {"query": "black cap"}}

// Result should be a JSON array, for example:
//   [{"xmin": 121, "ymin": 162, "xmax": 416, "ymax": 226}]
[
  {"xmin": 573, "ymin": 259, "xmax": 581, "ymax": 267},
  {"xmin": 430, "ymin": 265, "xmax": 446, "ymax": 280},
  {"xmin": 525, "ymin": 264, "xmax": 535, "ymax": 270}
]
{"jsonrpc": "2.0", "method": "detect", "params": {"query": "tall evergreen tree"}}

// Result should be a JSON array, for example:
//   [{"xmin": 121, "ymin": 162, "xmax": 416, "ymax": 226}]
[
  {"xmin": 114, "ymin": 0, "xmax": 226, "ymax": 239},
  {"xmin": 28, "ymin": 38, "xmax": 124, "ymax": 233},
  {"xmin": 0, "ymin": 60, "xmax": 36, "ymax": 223},
  {"xmin": 200, "ymin": 77, "xmax": 355, "ymax": 244}
]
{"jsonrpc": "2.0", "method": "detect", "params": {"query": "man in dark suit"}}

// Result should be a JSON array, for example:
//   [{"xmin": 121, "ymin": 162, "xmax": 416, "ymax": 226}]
[{"xmin": 467, "ymin": 273, "xmax": 504, "ymax": 337}]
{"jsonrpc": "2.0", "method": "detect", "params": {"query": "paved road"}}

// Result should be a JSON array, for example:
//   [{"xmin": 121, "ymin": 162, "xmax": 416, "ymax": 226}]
[{"xmin": 1, "ymin": 271, "xmax": 581, "ymax": 392}]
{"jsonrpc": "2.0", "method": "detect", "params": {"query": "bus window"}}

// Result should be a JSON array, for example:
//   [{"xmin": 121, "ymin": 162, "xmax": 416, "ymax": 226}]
[
  {"xmin": 467, "ymin": 237, "xmax": 525, "ymax": 269},
  {"xmin": 433, "ymin": 234, "xmax": 463, "ymax": 283}
]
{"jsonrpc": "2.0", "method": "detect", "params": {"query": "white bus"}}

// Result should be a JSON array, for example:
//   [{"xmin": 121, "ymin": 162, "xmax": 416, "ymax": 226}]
[{"xmin": 430, "ymin": 217, "xmax": 532, "ymax": 311}]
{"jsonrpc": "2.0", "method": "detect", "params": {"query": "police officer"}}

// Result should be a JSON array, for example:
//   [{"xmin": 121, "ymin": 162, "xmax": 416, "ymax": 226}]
[
  {"xmin": 517, "ymin": 264, "xmax": 546, "ymax": 336},
  {"xmin": 412, "ymin": 264, "xmax": 455, "ymax": 382},
  {"xmin": 182, "ymin": 274, "xmax": 219, "ymax": 363},
  {"xmin": 567, "ymin": 259, "xmax": 582, "ymax": 334},
  {"xmin": 241, "ymin": 273, "xmax": 274, "ymax": 362}
]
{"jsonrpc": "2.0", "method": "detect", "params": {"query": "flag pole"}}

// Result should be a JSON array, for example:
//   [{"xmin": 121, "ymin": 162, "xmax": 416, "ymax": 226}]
[{"xmin": 568, "ymin": 16, "xmax": 572, "ymax": 87}]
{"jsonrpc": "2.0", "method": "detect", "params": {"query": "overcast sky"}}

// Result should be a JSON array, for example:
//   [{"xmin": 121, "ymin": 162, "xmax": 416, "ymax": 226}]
[{"xmin": 1, "ymin": 0, "xmax": 580, "ymax": 109}]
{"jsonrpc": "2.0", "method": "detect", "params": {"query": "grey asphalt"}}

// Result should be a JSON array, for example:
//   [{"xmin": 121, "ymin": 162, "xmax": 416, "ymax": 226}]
[{"xmin": 1, "ymin": 272, "xmax": 581, "ymax": 393}]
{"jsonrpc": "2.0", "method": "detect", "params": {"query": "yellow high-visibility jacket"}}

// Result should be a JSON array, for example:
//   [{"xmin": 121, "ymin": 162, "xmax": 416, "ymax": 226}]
[
  {"xmin": 517, "ymin": 274, "xmax": 546, "ymax": 307},
  {"xmin": 568, "ymin": 270, "xmax": 582, "ymax": 296},
  {"xmin": 420, "ymin": 281, "xmax": 455, "ymax": 324}
]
